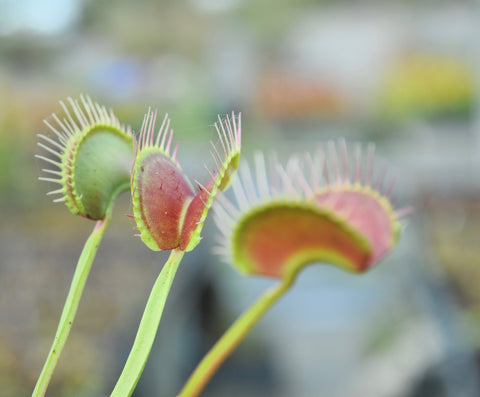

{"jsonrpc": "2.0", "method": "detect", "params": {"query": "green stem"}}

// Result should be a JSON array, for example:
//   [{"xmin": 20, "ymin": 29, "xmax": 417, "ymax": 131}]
[
  {"xmin": 110, "ymin": 249, "xmax": 185, "ymax": 397},
  {"xmin": 32, "ymin": 205, "xmax": 113, "ymax": 397},
  {"xmin": 178, "ymin": 276, "xmax": 294, "ymax": 397}
]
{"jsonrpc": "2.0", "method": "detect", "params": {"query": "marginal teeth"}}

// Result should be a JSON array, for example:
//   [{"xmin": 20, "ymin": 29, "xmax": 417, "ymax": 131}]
[
  {"xmin": 46, "ymin": 188, "xmax": 64, "ymax": 195},
  {"xmin": 35, "ymin": 154, "xmax": 62, "ymax": 167},
  {"xmin": 240, "ymin": 162, "xmax": 258, "ymax": 204},
  {"xmin": 254, "ymin": 152, "xmax": 270, "ymax": 200},
  {"xmin": 67, "ymin": 97, "xmax": 87, "ymax": 128},
  {"xmin": 37, "ymin": 134, "xmax": 64, "ymax": 151},
  {"xmin": 42, "ymin": 168, "xmax": 62, "ymax": 176},
  {"xmin": 365, "ymin": 143, "xmax": 375, "ymax": 187},
  {"xmin": 37, "ymin": 142, "xmax": 61, "ymax": 157},
  {"xmin": 52, "ymin": 113, "xmax": 73, "ymax": 138},
  {"xmin": 231, "ymin": 174, "xmax": 249, "ymax": 211},
  {"xmin": 38, "ymin": 176, "xmax": 61, "ymax": 183},
  {"xmin": 43, "ymin": 120, "xmax": 69, "ymax": 144}
]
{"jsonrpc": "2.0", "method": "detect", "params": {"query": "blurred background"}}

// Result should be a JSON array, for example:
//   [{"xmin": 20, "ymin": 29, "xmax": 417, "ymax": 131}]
[{"xmin": 1, "ymin": 0, "xmax": 480, "ymax": 396}]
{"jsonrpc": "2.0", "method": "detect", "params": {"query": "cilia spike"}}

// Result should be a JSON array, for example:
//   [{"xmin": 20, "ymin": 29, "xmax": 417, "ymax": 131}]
[
  {"xmin": 214, "ymin": 139, "xmax": 407, "ymax": 281},
  {"xmin": 36, "ymin": 95, "xmax": 133, "ymax": 220},
  {"xmin": 131, "ymin": 110, "xmax": 242, "ymax": 252}
]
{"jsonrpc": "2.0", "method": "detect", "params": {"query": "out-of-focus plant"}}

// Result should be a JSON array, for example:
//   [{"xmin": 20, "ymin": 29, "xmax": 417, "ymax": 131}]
[
  {"xmin": 178, "ymin": 140, "xmax": 408, "ymax": 397},
  {"xmin": 34, "ymin": 96, "xmax": 133, "ymax": 396},
  {"xmin": 378, "ymin": 54, "xmax": 475, "ymax": 120}
]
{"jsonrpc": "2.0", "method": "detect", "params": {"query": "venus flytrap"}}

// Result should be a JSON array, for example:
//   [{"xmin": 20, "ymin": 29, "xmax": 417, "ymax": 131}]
[
  {"xmin": 178, "ymin": 139, "xmax": 409, "ymax": 397},
  {"xmin": 34, "ymin": 96, "xmax": 133, "ymax": 397},
  {"xmin": 110, "ymin": 110, "xmax": 241, "ymax": 397}
]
